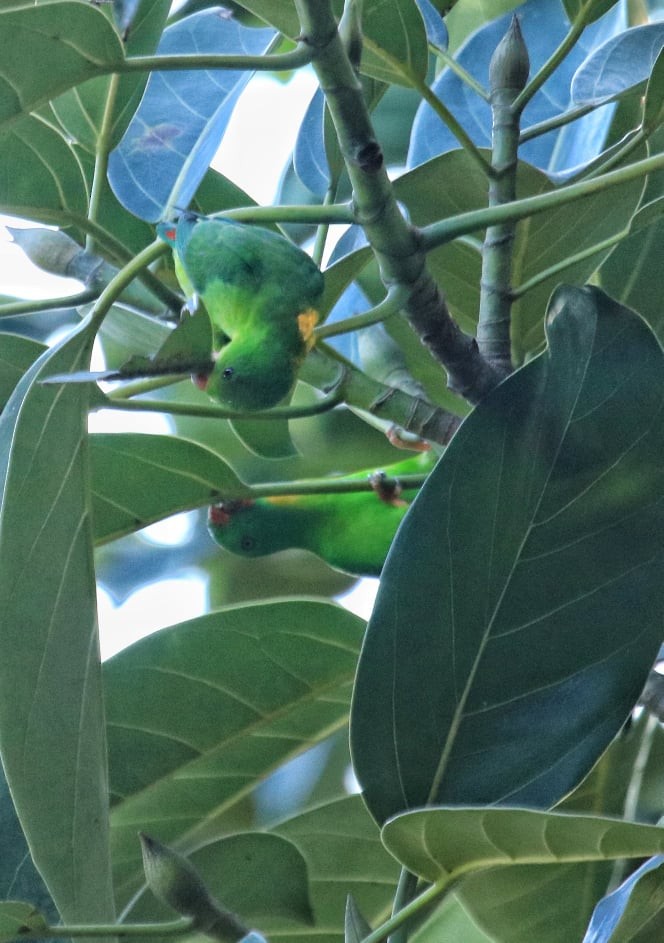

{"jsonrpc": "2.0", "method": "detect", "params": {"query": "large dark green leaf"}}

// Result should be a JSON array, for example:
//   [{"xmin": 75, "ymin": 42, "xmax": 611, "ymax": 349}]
[
  {"xmin": 0, "ymin": 324, "xmax": 114, "ymax": 923},
  {"xmin": 351, "ymin": 285, "xmax": 664, "ymax": 824},
  {"xmin": 0, "ymin": 2, "xmax": 124, "ymax": 129},
  {"xmin": 106, "ymin": 601, "xmax": 364, "ymax": 908}
]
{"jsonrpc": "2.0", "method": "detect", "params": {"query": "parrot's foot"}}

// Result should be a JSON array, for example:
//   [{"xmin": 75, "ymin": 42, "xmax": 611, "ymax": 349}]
[
  {"xmin": 386, "ymin": 425, "xmax": 432, "ymax": 452},
  {"xmin": 368, "ymin": 471, "xmax": 408, "ymax": 507}
]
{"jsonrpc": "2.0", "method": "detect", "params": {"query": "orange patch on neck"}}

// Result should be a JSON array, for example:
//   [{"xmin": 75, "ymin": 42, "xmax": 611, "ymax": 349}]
[{"xmin": 297, "ymin": 308, "xmax": 319, "ymax": 350}]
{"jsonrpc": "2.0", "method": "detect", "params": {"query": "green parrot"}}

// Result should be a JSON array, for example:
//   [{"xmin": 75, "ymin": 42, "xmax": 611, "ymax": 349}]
[
  {"xmin": 157, "ymin": 214, "xmax": 324, "ymax": 410},
  {"xmin": 207, "ymin": 453, "xmax": 436, "ymax": 577}
]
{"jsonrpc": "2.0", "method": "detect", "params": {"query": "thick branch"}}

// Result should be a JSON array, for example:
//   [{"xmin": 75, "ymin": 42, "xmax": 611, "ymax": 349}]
[{"xmin": 294, "ymin": 0, "xmax": 503, "ymax": 404}]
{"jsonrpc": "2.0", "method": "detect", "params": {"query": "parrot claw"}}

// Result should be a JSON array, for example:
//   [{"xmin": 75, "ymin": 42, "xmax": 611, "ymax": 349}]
[
  {"xmin": 386, "ymin": 425, "xmax": 432, "ymax": 452},
  {"xmin": 368, "ymin": 471, "xmax": 408, "ymax": 507}
]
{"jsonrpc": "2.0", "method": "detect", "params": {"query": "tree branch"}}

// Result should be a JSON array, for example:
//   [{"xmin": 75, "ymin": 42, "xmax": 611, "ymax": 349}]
[{"xmin": 294, "ymin": 0, "xmax": 503, "ymax": 404}]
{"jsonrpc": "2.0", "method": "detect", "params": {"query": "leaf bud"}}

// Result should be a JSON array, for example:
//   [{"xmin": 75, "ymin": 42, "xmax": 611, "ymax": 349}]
[
  {"xmin": 139, "ymin": 833, "xmax": 251, "ymax": 941},
  {"xmin": 489, "ymin": 16, "xmax": 529, "ymax": 96}
]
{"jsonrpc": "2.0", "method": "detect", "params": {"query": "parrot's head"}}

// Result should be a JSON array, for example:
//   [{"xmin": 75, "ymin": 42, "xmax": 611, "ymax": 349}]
[
  {"xmin": 202, "ymin": 337, "xmax": 299, "ymax": 411},
  {"xmin": 208, "ymin": 500, "xmax": 279, "ymax": 558}
]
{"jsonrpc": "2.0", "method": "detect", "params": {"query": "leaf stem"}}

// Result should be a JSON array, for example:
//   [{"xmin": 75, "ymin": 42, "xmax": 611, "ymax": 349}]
[
  {"xmin": 100, "ymin": 380, "xmax": 346, "ymax": 420},
  {"xmin": 431, "ymin": 47, "xmax": 490, "ymax": 101},
  {"xmin": 88, "ymin": 240, "xmax": 168, "ymax": 334},
  {"xmin": 18, "ymin": 918, "xmax": 194, "ymax": 940},
  {"xmin": 87, "ymin": 73, "xmax": 121, "ymax": 254},
  {"xmin": 120, "ymin": 43, "xmax": 314, "ymax": 75},
  {"xmin": 519, "ymin": 103, "xmax": 597, "ymax": 143},
  {"xmin": 0, "ymin": 290, "xmax": 98, "ymax": 317},
  {"xmin": 314, "ymin": 285, "xmax": 409, "ymax": 339},
  {"xmin": 219, "ymin": 203, "xmax": 355, "ymax": 225},
  {"xmin": 511, "ymin": 228, "xmax": 628, "ymax": 299},
  {"xmin": 419, "ymin": 148, "xmax": 664, "ymax": 250},
  {"xmin": 358, "ymin": 877, "xmax": 454, "ymax": 943},
  {"xmin": 388, "ymin": 870, "xmax": 419, "ymax": 943},
  {"xmin": 294, "ymin": 0, "xmax": 502, "ymax": 403}
]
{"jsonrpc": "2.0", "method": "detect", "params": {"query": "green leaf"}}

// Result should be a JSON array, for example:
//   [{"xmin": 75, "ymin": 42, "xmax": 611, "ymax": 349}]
[
  {"xmin": 572, "ymin": 23, "xmax": 664, "ymax": 108},
  {"xmin": 351, "ymin": 285, "xmax": 664, "ymax": 824},
  {"xmin": 382, "ymin": 807, "xmax": 664, "ymax": 882},
  {"xmin": 0, "ymin": 903, "xmax": 49, "ymax": 942},
  {"xmin": 90, "ymin": 432, "xmax": 249, "ymax": 544},
  {"xmin": 50, "ymin": 0, "xmax": 171, "ymax": 153},
  {"xmin": 0, "ymin": 334, "xmax": 47, "ymax": 409},
  {"xmin": 456, "ymin": 718, "xmax": 652, "ymax": 943},
  {"xmin": 0, "ymin": 117, "xmax": 88, "ymax": 224},
  {"xmin": 105, "ymin": 601, "xmax": 364, "ymax": 909},
  {"xmin": 0, "ymin": 1, "xmax": 125, "ymax": 130},
  {"xmin": 361, "ymin": 0, "xmax": 429, "ymax": 86},
  {"xmin": 272, "ymin": 795, "xmax": 401, "ymax": 943},
  {"xmin": 0, "ymin": 324, "xmax": 114, "ymax": 923}
]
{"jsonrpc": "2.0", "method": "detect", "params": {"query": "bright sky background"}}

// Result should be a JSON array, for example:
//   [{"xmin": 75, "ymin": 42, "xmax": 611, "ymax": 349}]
[{"xmin": 0, "ymin": 71, "xmax": 379, "ymax": 660}]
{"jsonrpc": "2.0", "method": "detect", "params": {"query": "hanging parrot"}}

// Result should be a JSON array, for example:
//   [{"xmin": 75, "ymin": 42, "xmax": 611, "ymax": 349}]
[
  {"xmin": 207, "ymin": 453, "xmax": 436, "ymax": 577},
  {"xmin": 157, "ymin": 214, "xmax": 324, "ymax": 410}
]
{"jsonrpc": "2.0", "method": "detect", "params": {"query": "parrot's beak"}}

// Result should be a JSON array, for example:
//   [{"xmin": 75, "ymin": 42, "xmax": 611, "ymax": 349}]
[
  {"xmin": 192, "ymin": 373, "xmax": 209, "ymax": 390},
  {"xmin": 209, "ymin": 500, "xmax": 253, "ymax": 526}
]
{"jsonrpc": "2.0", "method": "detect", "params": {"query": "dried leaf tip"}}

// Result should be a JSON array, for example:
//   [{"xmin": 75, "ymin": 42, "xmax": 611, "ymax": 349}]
[{"xmin": 489, "ymin": 16, "xmax": 529, "ymax": 95}]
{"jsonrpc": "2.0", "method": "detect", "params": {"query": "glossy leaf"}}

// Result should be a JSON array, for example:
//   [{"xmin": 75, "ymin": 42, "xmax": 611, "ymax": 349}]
[
  {"xmin": 90, "ymin": 432, "xmax": 249, "ymax": 543},
  {"xmin": 106, "ymin": 600, "xmax": 364, "ymax": 907},
  {"xmin": 408, "ymin": 0, "xmax": 626, "ymax": 179},
  {"xmin": 351, "ymin": 286, "xmax": 664, "ymax": 824},
  {"xmin": 572, "ymin": 23, "xmax": 664, "ymax": 107},
  {"xmin": 0, "ymin": 324, "xmax": 114, "ymax": 923},
  {"xmin": 0, "ymin": 117, "xmax": 88, "ymax": 224},
  {"xmin": 382, "ymin": 808, "xmax": 664, "ymax": 882},
  {"xmin": 644, "ymin": 46, "xmax": 664, "ymax": 134},
  {"xmin": 108, "ymin": 12, "xmax": 274, "ymax": 221},
  {"xmin": 582, "ymin": 855, "xmax": 664, "ymax": 943},
  {"xmin": 0, "ymin": 1, "xmax": 124, "ymax": 129}
]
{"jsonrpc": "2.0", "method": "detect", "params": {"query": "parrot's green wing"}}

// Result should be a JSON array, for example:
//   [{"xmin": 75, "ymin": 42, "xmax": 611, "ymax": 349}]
[{"xmin": 158, "ymin": 216, "xmax": 324, "ymax": 410}]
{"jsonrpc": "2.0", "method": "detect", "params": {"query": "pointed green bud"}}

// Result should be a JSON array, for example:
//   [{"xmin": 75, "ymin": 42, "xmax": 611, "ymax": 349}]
[
  {"xmin": 489, "ymin": 16, "xmax": 529, "ymax": 95},
  {"xmin": 8, "ymin": 228, "xmax": 83, "ymax": 278},
  {"xmin": 139, "ymin": 833, "xmax": 250, "ymax": 941},
  {"xmin": 345, "ymin": 894, "xmax": 372, "ymax": 943}
]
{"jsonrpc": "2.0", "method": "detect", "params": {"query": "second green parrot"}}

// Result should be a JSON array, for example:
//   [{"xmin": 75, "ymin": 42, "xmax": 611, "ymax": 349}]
[
  {"xmin": 207, "ymin": 453, "xmax": 435, "ymax": 577},
  {"xmin": 157, "ymin": 215, "xmax": 324, "ymax": 410}
]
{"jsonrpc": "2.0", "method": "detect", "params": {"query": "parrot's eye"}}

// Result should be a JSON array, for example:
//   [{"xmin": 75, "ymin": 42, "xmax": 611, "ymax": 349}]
[
  {"xmin": 222, "ymin": 367, "xmax": 234, "ymax": 379},
  {"xmin": 240, "ymin": 535, "xmax": 255, "ymax": 551}
]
